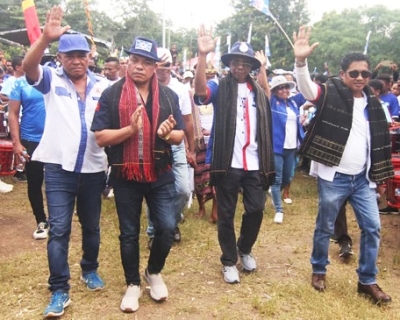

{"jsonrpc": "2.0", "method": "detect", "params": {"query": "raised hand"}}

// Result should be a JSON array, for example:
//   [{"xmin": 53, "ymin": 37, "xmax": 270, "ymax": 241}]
[
  {"xmin": 254, "ymin": 50, "xmax": 267, "ymax": 67},
  {"xmin": 197, "ymin": 24, "xmax": 218, "ymax": 55},
  {"xmin": 43, "ymin": 5, "xmax": 71, "ymax": 42},
  {"xmin": 293, "ymin": 26, "xmax": 319, "ymax": 61}
]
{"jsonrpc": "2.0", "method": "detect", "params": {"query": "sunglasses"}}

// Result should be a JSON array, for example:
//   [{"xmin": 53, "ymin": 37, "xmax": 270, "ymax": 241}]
[
  {"xmin": 347, "ymin": 70, "xmax": 372, "ymax": 79},
  {"xmin": 276, "ymin": 84, "xmax": 291, "ymax": 91},
  {"xmin": 157, "ymin": 62, "xmax": 171, "ymax": 68}
]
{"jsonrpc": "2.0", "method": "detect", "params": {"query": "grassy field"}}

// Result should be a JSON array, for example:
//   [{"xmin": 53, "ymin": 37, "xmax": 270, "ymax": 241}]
[{"xmin": 1, "ymin": 172, "xmax": 400, "ymax": 319}]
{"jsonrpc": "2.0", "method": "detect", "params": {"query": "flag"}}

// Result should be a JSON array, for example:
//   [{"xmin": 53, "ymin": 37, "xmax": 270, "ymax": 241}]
[
  {"xmin": 213, "ymin": 37, "xmax": 221, "ymax": 69},
  {"xmin": 183, "ymin": 49, "xmax": 187, "ymax": 71},
  {"xmin": 363, "ymin": 30, "xmax": 372, "ymax": 55},
  {"xmin": 264, "ymin": 35, "xmax": 271, "ymax": 57},
  {"xmin": 250, "ymin": 0, "xmax": 274, "ymax": 19},
  {"xmin": 22, "ymin": 0, "xmax": 41, "ymax": 45},
  {"xmin": 247, "ymin": 22, "xmax": 253, "ymax": 43}
]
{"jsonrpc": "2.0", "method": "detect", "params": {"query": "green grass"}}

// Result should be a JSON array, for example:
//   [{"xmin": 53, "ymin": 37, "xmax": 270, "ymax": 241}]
[{"xmin": 1, "ymin": 172, "xmax": 400, "ymax": 319}]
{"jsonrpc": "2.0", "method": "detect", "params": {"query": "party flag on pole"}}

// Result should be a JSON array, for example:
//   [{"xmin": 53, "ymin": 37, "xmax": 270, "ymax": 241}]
[
  {"xmin": 22, "ymin": 0, "xmax": 41, "ymax": 45},
  {"xmin": 250, "ymin": 0, "xmax": 274, "ymax": 19},
  {"xmin": 363, "ymin": 30, "xmax": 372, "ymax": 55},
  {"xmin": 247, "ymin": 22, "xmax": 253, "ymax": 44}
]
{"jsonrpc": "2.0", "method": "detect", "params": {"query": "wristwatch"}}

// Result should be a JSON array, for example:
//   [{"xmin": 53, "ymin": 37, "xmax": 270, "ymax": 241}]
[{"xmin": 161, "ymin": 133, "xmax": 171, "ymax": 141}]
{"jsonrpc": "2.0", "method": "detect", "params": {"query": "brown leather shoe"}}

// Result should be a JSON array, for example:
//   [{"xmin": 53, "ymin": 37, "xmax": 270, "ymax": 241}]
[
  {"xmin": 311, "ymin": 273, "xmax": 326, "ymax": 292},
  {"xmin": 357, "ymin": 282, "xmax": 392, "ymax": 304}
]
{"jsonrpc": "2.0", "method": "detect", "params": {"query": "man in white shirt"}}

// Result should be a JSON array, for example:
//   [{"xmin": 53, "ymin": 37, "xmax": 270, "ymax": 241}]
[
  {"xmin": 22, "ymin": 6, "xmax": 109, "ymax": 318},
  {"xmin": 293, "ymin": 26, "xmax": 393, "ymax": 305}
]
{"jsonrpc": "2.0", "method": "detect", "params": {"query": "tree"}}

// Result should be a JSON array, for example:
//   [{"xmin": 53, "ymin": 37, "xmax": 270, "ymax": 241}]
[
  {"xmin": 310, "ymin": 6, "xmax": 400, "ymax": 74},
  {"xmin": 214, "ymin": 0, "xmax": 309, "ymax": 70}
]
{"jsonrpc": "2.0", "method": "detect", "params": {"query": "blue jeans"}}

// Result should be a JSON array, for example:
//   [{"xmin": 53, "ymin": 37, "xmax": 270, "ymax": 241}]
[
  {"xmin": 311, "ymin": 171, "xmax": 381, "ymax": 285},
  {"xmin": 271, "ymin": 149, "xmax": 297, "ymax": 213},
  {"xmin": 216, "ymin": 168, "xmax": 266, "ymax": 266},
  {"xmin": 146, "ymin": 142, "xmax": 190, "ymax": 236},
  {"xmin": 114, "ymin": 179, "xmax": 176, "ymax": 285},
  {"xmin": 45, "ymin": 164, "xmax": 105, "ymax": 292}
]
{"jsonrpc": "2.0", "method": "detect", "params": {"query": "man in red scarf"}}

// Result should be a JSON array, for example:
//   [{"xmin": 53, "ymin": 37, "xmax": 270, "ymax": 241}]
[{"xmin": 91, "ymin": 36, "xmax": 185, "ymax": 313}]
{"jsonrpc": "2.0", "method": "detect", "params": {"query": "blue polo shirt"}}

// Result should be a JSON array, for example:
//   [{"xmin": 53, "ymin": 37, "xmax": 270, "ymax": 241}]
[{"xmin": 9, "ymin": 76, "xmax": 45, "ymax": 142}]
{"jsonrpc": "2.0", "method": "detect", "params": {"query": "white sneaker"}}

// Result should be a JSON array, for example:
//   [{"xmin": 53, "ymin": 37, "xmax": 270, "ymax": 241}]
[
  {"xmin": 107, "ymin": 188, "xmax": 114, "ymax": 198},
  {"xmin": 222, "ymin": 266, "xmax": 240, "ymax": 284},
  {"xmin": 0, "ymin": 180, "xmax": 13, "ymax": 193},
  {"xmin": 143, "ymin": 269, "xmax": 168, "ymax": 301},
  {"xmin": 239, "ymin": 252, "xmax": 257, "ymax": 271},
  {"xmin": 120, "ymin": 284, "xmax": 142, "ymax": 313},
  {"xmin": 283, "ymin": 198, "xmax": 293, "ymax": 204},
  {"xmin": 33, "ymin": 222, "xmax": 49, "ymax": 240},
  {"xmin": 274, "ymin": 212, "xmax": 284, "ymax": 224}
]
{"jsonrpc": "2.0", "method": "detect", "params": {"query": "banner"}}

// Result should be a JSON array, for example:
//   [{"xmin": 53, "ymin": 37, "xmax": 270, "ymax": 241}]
[
  {"xmin": 250, "ymin": 0, "xmax": 274, "ymax": 18},
  {"xmin": 22, "ymin": 0, "xmax": 41, "ymax": 45}
]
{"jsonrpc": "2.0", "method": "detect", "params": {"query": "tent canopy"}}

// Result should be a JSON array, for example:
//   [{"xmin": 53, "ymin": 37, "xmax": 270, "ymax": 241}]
[{"xmin": 0, "ymin": 27, "xmax": 112, "ymax": 50}]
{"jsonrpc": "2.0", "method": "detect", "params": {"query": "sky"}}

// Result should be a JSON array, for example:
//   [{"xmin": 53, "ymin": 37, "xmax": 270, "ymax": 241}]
[{"xmin": 146, "ymin": 0, "xmax": 400, "ymax": 29}]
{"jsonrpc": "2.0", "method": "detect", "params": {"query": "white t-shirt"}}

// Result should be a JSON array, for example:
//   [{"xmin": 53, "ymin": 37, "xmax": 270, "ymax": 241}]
[{"xmin": 231, "ymin": 83, "xmax": 259, "ymax": 170}]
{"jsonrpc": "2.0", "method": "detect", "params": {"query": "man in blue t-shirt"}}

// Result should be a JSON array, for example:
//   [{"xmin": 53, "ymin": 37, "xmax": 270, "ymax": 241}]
[
  {"xmin": 8, "ymin": 74, "xmax": 47, "ymax": 239},
  {"xmin": 377, "ymin": 74, "xmax": 399, "ymax": 120}
]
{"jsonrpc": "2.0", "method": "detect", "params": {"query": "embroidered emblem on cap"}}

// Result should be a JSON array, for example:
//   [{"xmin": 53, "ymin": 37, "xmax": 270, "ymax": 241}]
[
  {"xmin": 135, "ymin": 39, "xmax": 153, "ymax": 52},
  {"xmin": 239, "ymin": 42, "xmax": 249, "ymax": 53}
]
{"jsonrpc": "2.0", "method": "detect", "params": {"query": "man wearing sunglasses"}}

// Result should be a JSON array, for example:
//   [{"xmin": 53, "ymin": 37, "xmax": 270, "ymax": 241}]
[{"xmin": 293, "ymin": 26, "xmax": 393, "ymax": 305}]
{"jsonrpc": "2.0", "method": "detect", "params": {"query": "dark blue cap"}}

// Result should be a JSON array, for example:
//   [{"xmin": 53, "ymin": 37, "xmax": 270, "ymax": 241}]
[
  {"xmin": 221, "ymin": 41, "xmax": 261, "ymax": 70},
  {"xmin": 124, "ymin": 36, "xmax": 161, "ymax": 62}
]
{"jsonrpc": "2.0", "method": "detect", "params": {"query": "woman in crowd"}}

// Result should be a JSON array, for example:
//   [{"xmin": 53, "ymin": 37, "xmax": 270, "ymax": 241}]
[{"xmin": 265, "ymin": 75, "xmax": 306, "ymax": 223}]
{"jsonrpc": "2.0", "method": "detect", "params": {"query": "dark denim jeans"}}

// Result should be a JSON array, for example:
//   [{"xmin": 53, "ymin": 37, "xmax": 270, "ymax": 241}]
[
  {"xmin": 216, "ymin": 168, "xmax": 266, "ymax": 266},
  {"xmin": 22, "ymin": 139, "xmax": 46, "ymax": 224},
  {"xmin": 44, "ymin": 163, "xmax": 105, "ymax": 292},
  {"xmin": 113, "ymin": 179, "xmax": 176, "ymax": 285}
]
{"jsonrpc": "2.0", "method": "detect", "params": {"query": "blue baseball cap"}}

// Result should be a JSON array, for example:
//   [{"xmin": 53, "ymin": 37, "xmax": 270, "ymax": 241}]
[
  {"xmin": 58, "ymin": 33, "xmax": 90, "ymax": 53},
  {"xmin": 124, "ymin": 36, "xmax": 161, "ymax": 62}
]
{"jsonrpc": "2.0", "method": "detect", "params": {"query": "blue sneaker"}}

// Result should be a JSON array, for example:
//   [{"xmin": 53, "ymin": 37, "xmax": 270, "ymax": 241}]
[
  {"xmin": 81, "ymin": 272, "xmax": 105, "ymax": 291},
  {"xmin": 43, "ymin": 292, "xmax": 70, "ymax": 318}
]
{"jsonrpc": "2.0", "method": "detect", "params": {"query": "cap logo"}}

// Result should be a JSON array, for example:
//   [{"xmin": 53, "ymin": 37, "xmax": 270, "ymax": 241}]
[
  {"xmin": 239, "ymin": 42, "xmax": 248, "ymax": 53},
  {"xmin": 135, "ymin": 39, "xmax": 153, "ymax": 52}
]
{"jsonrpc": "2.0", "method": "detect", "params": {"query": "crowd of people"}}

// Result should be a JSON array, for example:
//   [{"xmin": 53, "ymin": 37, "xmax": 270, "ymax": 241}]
[{"xmin": 1, "ymin": 4, "xmax": 400, "ymax": 318}]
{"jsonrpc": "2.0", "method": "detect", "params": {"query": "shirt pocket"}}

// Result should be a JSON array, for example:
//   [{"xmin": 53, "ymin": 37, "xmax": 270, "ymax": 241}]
[{"xmin": 55, "ymin": 86, "xmax": 72, "ymax": 98}]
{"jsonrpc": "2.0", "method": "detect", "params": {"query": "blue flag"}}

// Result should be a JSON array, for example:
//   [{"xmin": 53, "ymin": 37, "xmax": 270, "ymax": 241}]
[{"xmin": 250, "ymin": 0, "xmax": 274, "ymax": 18}]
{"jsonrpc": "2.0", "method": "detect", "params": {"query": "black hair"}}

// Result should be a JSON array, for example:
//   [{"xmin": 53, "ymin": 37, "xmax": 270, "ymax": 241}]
[
  {"xmin": 340, "ymin": 52, "xmax": 370, "ymax": 72},
  {"xmin": 314, "ymin": 74, "xmax": 328, "ymax": 84},
  {"xmin": 11, "ymin": 56, "xmax": 24, "ymax": 70},
  {"xmin": 369, "ymin": 79, "xmax": 383, "ymax": 92},
  {"xmin": 105, "ymin": 56, "xmax": 120, "ymax": 64},
  {"xmin": 376, "ymin": 74, "xmax": 391, "ymax": 84}
]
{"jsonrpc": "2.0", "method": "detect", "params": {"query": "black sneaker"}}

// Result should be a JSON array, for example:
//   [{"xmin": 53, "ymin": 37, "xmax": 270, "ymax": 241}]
[
  {"xmin": 173, "ymin": 227, "xmax": 181, "ymax": 242},
  {"xmin": 14, "ymin": 171, "xmax": 27, "ymax": 182},
  {"xmin": 379, "ymin": 206, "xmax": 399, "ymax": 215},
  {"xmin": 339, "ymin": 242, "xmax": 353, "ymax": 258}
]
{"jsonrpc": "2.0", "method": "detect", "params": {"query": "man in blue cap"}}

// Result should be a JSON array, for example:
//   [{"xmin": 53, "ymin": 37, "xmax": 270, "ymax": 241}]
[
  {"xmin": 91, "ymin": 35, "xmax": 184, "ymax": 312},
  {"xmin": 194, "ymin": 25, "xmax": 275, "ymax": 284},
  {"xmin": 22, "ymin": 5, "xmax": 109, "ymax": 318}
]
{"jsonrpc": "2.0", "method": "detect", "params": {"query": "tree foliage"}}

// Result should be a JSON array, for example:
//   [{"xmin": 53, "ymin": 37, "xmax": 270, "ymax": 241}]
[
  {"xmin": 0, "ymin": 0, "xmax": 399, "ymax": 72},
  {"xmin": 309, "ymin": 6, "xmax": 400, "ymax": 74}
]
